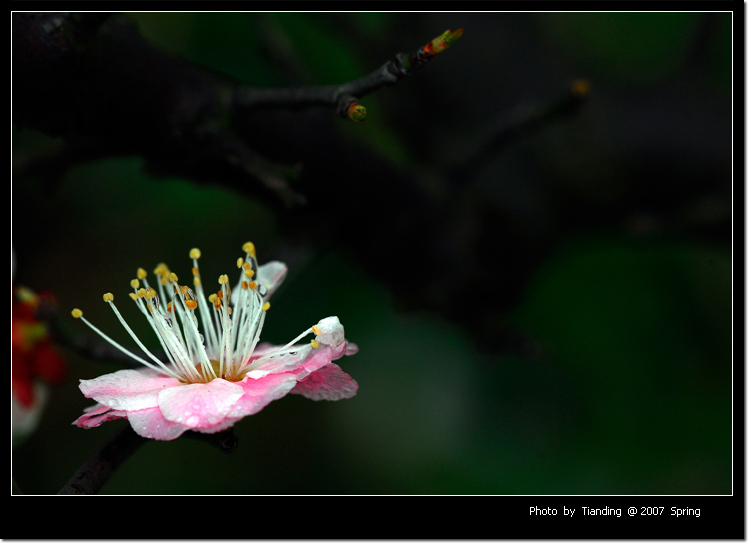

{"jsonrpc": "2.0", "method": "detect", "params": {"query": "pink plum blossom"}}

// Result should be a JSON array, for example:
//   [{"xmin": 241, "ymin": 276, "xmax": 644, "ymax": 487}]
[{"xmin": 72, "ymin": 243, "xmax": 358, "ymax": 440}]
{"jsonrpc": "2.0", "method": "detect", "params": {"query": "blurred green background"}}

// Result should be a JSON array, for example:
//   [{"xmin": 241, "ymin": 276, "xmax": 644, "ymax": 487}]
[{"xmin": 12, "ymin": 12, "xmax": 732, "ymax": 494}]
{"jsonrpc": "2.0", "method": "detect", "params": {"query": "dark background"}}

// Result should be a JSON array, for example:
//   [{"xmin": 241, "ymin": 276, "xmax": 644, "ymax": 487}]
[{"xmin": 12, "ymin": 12, "xmax": 733, "ymax": 495}]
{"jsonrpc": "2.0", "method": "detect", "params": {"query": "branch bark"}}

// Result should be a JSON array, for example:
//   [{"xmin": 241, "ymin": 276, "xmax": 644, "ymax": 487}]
[{"xmin": 58, "ymin": 425, "xmax": 146, "ymax": 494}]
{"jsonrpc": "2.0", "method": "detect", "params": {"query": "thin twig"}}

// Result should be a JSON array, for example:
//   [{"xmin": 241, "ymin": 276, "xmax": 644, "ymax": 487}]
[
  {"xmin": 232, "ymin": 28, "xmax": 464, "ymax": 122},
  {"xmin": 451, "ymin": 79, "xmax": 591, "ymax": 185}
]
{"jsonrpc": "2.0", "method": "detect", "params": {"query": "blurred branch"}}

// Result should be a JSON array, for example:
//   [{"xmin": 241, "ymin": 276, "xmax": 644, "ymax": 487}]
[
  {"xmin": 58, "ymin": 425, "xmax": 238, "ymax": 494},
  {"xmin": 450, "ymin": 79, "xmax": 591, "ymax": 186},
  {"xmin": 182, "ymin": 428, "xmax": 239, "ymax": 454},
  {"xmin": 58, "ymin": 425, "xmax": 146, "ymax": 494}
]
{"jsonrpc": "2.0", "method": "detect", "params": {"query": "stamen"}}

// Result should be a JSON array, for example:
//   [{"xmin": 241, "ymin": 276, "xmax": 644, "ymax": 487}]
[
  {"xmin": 75, "ymin": 303, "xmax": 180, "ymax": 380},
  {"xmin": 74, "ymin": 242, "xmax": 289, "ymax": 385}
]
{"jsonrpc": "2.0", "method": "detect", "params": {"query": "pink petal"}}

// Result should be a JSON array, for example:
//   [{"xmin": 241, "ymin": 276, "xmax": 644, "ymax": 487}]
[
  {"xmin": 73, "ymin": 403, "xmax": 127, "ymax": 428},
  {"xmin": 228, "ymin": 372, "xmax": 297, "ymax": 418},
  {"xmin": 248, "ymin": 342, "xmax": 277, "ymax": 358},
  {"xmin": 291, "ymin": 363, "xmax": 359, "ymax": 401},
  {"xmin": 246, "ymin": 341, "xmax": 350, "ymax": 379},
  {"xmin": 79, "ymin": 368, "xmax": 180, "ymax": 412},
  {"xmin": 127, "ymin": 407, "xmax": 189, "ymax": 440},
  {"xmin": 245, "ymin": 345, "xmax": 313, "ymax": 378},
  {"xmin": 157, "ymin": 378, "xmax": 244, "ymax": 429}
]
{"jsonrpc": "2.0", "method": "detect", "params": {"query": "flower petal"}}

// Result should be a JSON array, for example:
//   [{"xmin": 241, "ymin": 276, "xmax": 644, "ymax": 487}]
[
  {"xmin": 291, "ymin": 363, "xmax": 359, "ymax": 401},
  {"xmin": 157, "ymin": 378, "xmax": 244, "ymax": 428},
  {"xmin": 79, "ymin": 368, "xmax": 180, "ymax": 412},
  {"xmin": 228, "ymin": 373, "xmax": 297, "ymax": 418},
  {"xmin": 246, "ymin": 340, "xmax": 352, "ymax": 380},
  {"xmin": 127, "ymin": 407, "xmax": 188, "ymax": 440},
  {"xmin": 245, "ymin": 344, "xmax": 314, "ymax": 379},
  {"xmin": 257, "ymin": 261, "xmax": 287, "ymax": 299},
  {"xmin": 73, "ymin": 403, "xmax": 128, "ymax": 428},
  {"xmin": 314, "ymin": 316, "xmax": 345, "ymax": 347}
]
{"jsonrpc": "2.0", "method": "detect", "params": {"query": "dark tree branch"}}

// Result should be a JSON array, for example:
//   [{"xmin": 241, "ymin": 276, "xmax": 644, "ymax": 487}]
[
  {"xmin": 12, "ymin": 15, "xmax": 462, "ymax": 205},
  {"xmin": 58, "ymin": 425, "xmax": 146, "ymax": 494},
  {"xmin": 232, "ymin": 28, "xmax": 464, "ymax": 122},
  {"xmin": 57, "ymin": 425, "xmax": 238, "ymax": 494},
  {"xmin": 450, "ymin": 79, "xmax": 591, "ymax": 187}
]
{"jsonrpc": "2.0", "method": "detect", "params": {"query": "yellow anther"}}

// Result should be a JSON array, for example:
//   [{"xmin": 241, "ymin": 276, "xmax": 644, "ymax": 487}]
[
  {"xmin": 137, "ymin": 268, "xmax": 147, "ymax": 279},
  {"xmin": 154, "ymin": 263, "xmax": 169, "ymax": 276},
  {"xmin": 237, "ymin": 257, "xmax": 244, "ymax": 268},
  {"xmin": 160, "ymin": 276, "xmax": 169, "ymax": 286},
  {"xmin": 189, "ymin": 248, "xmax": 201, "ymax": 259},
  {"xmin": 208, "ymin": 293, "xmax": 217, "ymax": 303},
  {"xmin": 71, "ymin": 308, "xmax": 83, "ymax": 318},
  {"xmin": 312, "ymin": 325, "xmax": 321, "ymax": 335},
  {"xmin": 145, "ymin": 288, "xmax": 157, "ymax": 299},
  {"xmin": 169, "ymin": 272, "xmax": 179, "ymax": 283},
  {"xmin": 249, "ymin": 281, "xmax": 257, "ymax": 290},
  {"xmin": 185, "ymin": 299, "xmax": 198, "ymax": 310},
  {"xmin": 137, "ymin": 288, "xmax": 146, "ymax": 298},
  {"xmin": 193, "ymin": 277, "xmax": 201, "ymax": 287},
  {"xmin": 244, "ymin": 269, "xmax": 255, "ymax": 278},
  {"xmin": 218, "ymin": 274, "xmax": 229, "ymax": 285},
  {"xmin": 103, "ymin": 293, "xmax": 114, "ymax": 303},
  {"xmin": 242, "ymin": 281, "xmax": 249, "ymax": 290},
  {"xmin": 129, "ymin": 292, "xmax": 138, "ymax": 301},
  {"xmin": 243, "ymin": 242, "xmax": 256, "ymax": 257},
  {"xmin": 130, "ymin": 279, "xmax": 140, "ymax": 289},
  {"xmin": 213, "ymin": 299, "xmax": 222, "ymax": 310},
  {"xmin": 180, "ymin": 285, "xmax": 190, "ymax": 296},
  {"xmin": 310, "ymin": 339, "xmax": 320, "ymax": 349},
  {"xmin": 262, "ymin": 302, "xmax": 270, "ymax": 311}
]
